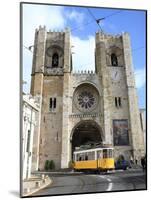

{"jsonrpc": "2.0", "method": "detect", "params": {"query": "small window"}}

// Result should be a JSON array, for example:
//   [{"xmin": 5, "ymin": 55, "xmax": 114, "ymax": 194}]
[
  {"xmin": 54, "ymin": 98, "xmax": 56, "ymax": 108},
  {"xmin": 26, "ymin": 130, "xmax": 30, "ymax": 152},
  {"xmin": 115, "ymin": 97, "xmax": 122, "ymax": 108},
  {"xmin": 52, "ymin": 53, "xmax": 59, "ymax": 67},
  {"xmin": 49, "ymin": 98, "xmax": 57, "ymax": 111},
  {"xmin": 118, "ymin": 97, "xmax": 121, "ymax": 107},
  {"xmin": 115, "ymin": 97, "xmax": 118, "ymax": 107},
  {"xmin": 140, "ymin": 113, "xmax": 143, "ymax": 131},
  {"xmin": 50, "ymin": 98, "xmax": 52, "ymax": 109},
  {"xmin": 111, "ymin": 53, "xmax": 118, "ymax": 66}
]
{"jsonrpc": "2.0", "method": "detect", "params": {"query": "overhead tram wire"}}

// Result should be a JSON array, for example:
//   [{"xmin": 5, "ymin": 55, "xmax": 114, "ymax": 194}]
[
  {"xmin": 87, "ymin": 8, "xmax": 103, "ymax": 32},
  {"xmin": 71, "ymin": 10, "xmax": 122, "ymax": 32},
  {"xmin": 86, "ymin": 9, "xmax": 123, "ymax": 33},
  {"xmin": 102, "ymin": 10, "xmax": 122, "ymax": 19}
]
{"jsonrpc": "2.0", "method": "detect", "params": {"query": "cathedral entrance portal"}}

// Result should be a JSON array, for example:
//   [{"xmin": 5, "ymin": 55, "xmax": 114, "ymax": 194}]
[{"xmin": 71, "ymin": 120, "xmax": 102, "ymax": 157}]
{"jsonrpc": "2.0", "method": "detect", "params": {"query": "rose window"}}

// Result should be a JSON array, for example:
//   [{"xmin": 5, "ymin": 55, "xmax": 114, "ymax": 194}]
[
  {"xmin": 74, "ymin": 84, "xmax": 99, "ymax": 112},
  {"xmin": 78, "ymin": 91, "xmax": 95, "ymax": 109}
]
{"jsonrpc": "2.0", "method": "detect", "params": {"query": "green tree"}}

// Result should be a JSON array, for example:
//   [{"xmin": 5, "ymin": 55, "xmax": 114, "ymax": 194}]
[
  {"xmin": 44, "ymin": 160, "xmax": 49, "ymax": 171},
  {"xmin": 48, "ymin": 160, "xmax": 55, "ymax": 170}
]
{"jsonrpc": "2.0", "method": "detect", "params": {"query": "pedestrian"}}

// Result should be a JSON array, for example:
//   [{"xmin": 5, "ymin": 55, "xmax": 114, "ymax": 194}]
[
  {"xmin": 144, "ymin": 156, "xmax": 146, "ymax": 171},
  {"xmin": 141, "ymin": 157, "xmax": 145, "ymax": 171},
  {"xmin": 130, "ymin": 156, "xmax": 134, "ymax": 165}
]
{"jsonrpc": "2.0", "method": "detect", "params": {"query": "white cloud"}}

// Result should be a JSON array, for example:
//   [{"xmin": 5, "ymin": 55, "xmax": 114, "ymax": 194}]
[
  {"xmin": 23, "ymin": 4, "xmax": 67, "ymax": 93},
  {"xmin": 23, "ymin": 5, "xmax": 66, "ymax": 46},
  {"xmin": 71, "ymin": 35, "xmax": 95, "ymax": 72},
  {"xmin": 134, "ymin": 68, "xmax": 146, "ymax": 89},
  {"xmin": 66, "ymin": 10, "xmax": 85, "ymax": 27}
]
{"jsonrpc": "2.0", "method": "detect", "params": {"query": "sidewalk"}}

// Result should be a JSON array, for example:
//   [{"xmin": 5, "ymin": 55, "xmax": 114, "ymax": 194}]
[
  {"xmin": 33, "ymin": 170, "xmax": 83, "ymax": 176},
  {"xmin": 129, "ymin": 163, "xmax": 143, "ymax": 170},
  {"xmin": 22, "ymin": 174, "xmax": 52, "ymax": 197}
]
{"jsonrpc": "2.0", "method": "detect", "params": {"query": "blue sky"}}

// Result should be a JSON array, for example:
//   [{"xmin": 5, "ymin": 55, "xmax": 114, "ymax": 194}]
[{"xmin": 22, "ymin": 3, "xmax": 146, "ymax": 108}]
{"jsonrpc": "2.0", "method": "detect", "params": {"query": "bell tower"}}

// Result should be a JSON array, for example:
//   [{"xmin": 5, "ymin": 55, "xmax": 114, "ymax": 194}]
[
  {"xmin": 95, "ymin": 32, "xmax": 144, "ymax": 160},
  {"xmin": 30, "ymin": 26, "xmax": 72, "ymax": 169}
]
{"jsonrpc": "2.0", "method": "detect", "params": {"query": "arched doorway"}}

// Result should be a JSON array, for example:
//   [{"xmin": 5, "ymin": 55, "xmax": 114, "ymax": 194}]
[{"xmin": 71, "ymin": 120, "xmax": 102, "ymax": 157}]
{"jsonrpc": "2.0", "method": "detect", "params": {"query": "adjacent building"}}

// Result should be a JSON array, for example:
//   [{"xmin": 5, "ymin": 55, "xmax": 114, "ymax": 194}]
[{"xmin": 22, "ymin": 94, "xmax": 40, "ymax": 179}]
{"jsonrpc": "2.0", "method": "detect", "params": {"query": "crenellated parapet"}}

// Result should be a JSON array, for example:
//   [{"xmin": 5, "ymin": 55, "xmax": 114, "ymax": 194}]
[
  {"xmin": 35, "ymin": 25, "xmax": 70, "ymax": 33},
  {"xmin": 95, "ymin": 31, "xmax": 124, "ymax": 41}
]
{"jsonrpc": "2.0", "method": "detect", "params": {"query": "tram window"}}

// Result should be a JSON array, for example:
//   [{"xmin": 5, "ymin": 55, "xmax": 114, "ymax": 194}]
[
  {"xmin": 108, "ymin": 149, "xmax": 113, "ymax": 158},
  {"xmin": 87, "ymin": 151, "xmax": 95, "ymax": 160},
  {"xmin": 78, "ymin": 153, "xmax": 85, "ymax": 161},
  {"xmin": 85, "ymin": 155, "xmax": 88, "ymax": 160},
  {"xmin": 82, "ymin": 154, "xmax": 85, "ymax": 161},
  {"xmin": 97, "ymin": 150, "xmax": 102, "ymax": 159},
  {"xmin": 77, "ymin": 154, "xmax": 81, "ymax": 161},
  {"xmin": 74, "ymin": 154, "xmax": 77, "ymax": 161},
  {"xmin": 103, "ymin": 149, "xmax": 108, "ymax": 158}
]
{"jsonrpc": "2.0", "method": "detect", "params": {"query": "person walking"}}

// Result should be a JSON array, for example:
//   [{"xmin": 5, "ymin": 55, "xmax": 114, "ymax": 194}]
[{"xmin": 141, "ymin": 157, "xmax": 145, "ymax": 171}]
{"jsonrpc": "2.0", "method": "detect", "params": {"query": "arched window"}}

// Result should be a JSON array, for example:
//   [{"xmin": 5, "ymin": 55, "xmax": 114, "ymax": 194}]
[
  {"xmin": 52, "ymin": 53, "xmax": 59, "ymax": 67},
  {"xmin": 111, "ymin": 53, "xmax": 118, "ymax": 66}
]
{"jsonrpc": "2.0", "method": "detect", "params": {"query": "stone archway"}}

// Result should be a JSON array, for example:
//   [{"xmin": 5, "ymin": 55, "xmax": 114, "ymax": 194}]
[{"xmin": 71, "ymin": 120, "xmax": 102, "ymax": 157}]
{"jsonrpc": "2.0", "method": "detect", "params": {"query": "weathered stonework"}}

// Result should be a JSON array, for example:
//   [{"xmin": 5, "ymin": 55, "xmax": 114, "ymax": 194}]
[{"xmin": 30, "ymin": 26, "xmax": 145, "ymax": 170}]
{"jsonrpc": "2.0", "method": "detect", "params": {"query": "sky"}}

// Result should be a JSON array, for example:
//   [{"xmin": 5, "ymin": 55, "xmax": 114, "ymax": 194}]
[{"xmin": 22, "ymin": 3, "xmax": 146, "ymax": 108}]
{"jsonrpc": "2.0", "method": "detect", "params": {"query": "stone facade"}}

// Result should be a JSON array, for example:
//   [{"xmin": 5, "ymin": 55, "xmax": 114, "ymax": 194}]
[{"xmin": 30, "ymin": 26, "xmax": 145, "ymax": 170}]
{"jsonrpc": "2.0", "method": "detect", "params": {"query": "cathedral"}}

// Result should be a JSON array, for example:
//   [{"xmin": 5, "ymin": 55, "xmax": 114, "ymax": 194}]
[{"xmin": 30, "ymin": 25, "xmax": 144, "ymax": 170}]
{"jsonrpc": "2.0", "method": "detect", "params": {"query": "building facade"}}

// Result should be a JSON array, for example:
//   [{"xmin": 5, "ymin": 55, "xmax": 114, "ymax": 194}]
[
  {"xmin": 30, "ymin": 26, "xmax": 145, "ymax": 170},
  {"xmin": 22, "ymin": 94, "xmax": 40, "ymax": 179},
  {"xmin": 139, "ymin": 109, "xmax": 146, "ymax": 151}
]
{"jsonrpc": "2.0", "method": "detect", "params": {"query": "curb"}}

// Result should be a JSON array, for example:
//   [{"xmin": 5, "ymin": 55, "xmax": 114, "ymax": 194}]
[{"xmin": 23, "ymin": 177, "xmax": 53, "ymax": 197}]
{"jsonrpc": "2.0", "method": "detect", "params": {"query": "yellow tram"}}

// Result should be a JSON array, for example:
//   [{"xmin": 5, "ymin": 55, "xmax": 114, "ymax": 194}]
[{"xmin": 73, "ymin": 146, "xmax": 115, "ymax": 172}]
